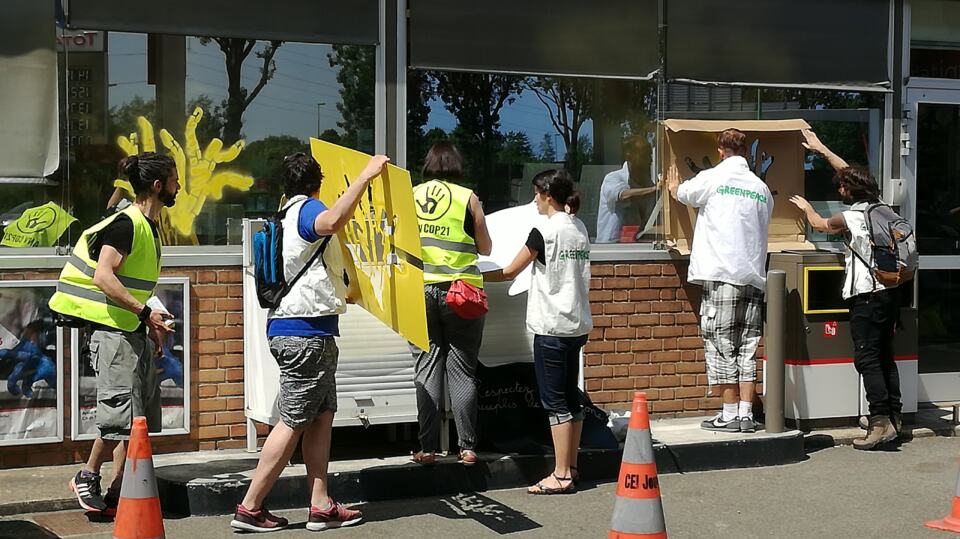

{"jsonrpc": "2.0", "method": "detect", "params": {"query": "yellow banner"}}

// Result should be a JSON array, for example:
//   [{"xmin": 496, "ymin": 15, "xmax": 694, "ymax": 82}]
[
  {"xmin": 310, "ymin": 139, "xmax": 428, "ymax": 350},
  {"xmin": 1, "ymin": 202, "xmax": 76, "ymax": 248}
]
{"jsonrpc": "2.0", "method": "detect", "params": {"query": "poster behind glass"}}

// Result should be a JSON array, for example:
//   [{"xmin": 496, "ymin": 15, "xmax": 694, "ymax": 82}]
[
  {"xmin": 0, "ymin": 281, "xmax": 63, "ymax": 445},
  {"xmin": 71, "ymin": 277, "xmax": 190, "ymax": 439}
]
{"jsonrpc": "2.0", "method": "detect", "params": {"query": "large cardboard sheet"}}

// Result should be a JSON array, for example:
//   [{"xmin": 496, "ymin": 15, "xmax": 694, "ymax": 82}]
[
  {"xmin": 309, "ymin": 139, "xmax": 429, "ymax": 350},
  {"xmin": 661, "ymin": 119, "xmax": 815, "ymax": 254}
]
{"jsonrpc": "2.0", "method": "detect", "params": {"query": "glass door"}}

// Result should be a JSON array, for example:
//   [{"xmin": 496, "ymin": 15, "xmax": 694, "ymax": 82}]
[{"xmin": 905, "ymin": 84, "xmax": 960, "ymax": 401}]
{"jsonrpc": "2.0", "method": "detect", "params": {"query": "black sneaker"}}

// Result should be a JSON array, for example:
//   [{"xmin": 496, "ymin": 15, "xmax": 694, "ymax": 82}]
[
  {"xmin": 739, "ymin": 417, "xmax": 759, "ymax": 433},
  {"xmin": 69, "ymin": 470, "xmax": 107, "ymax": 512},
  {"xmin": 700, "ymin": 413, "xmax": 740, "ymax": 432},
  {"xmin": 230, "ymin": 504, "xmax": 289, "ymax": 533}
]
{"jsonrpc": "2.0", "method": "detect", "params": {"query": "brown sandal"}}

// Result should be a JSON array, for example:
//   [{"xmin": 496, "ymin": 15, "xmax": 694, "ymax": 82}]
[
  {"xmin": 527, "ymin": 474, "xmax": 576, "ymax": 495},
  {"xmin": 412, "ymin": 451, "xmax": 436, "ymax": 466},
  {"xmin": 459, "ymin": 450, "xmax": 478, "ymax": 466}
]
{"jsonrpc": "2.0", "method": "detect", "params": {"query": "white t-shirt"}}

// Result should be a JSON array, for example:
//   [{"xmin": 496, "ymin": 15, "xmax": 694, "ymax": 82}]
[
  {"xmin": 596, "ymin": 162, "xmax": 631, "ymax": 243},
  {"xmin": 676, "ymin": 155, "xmax": 773, "ymax": 291},
  {"xmin": 527, "ymin": 212, "xmax": 593, "ymax": 337},
  {"xmin": 841, "ymin": 202, "xmax": 892, "ymax": 299}
]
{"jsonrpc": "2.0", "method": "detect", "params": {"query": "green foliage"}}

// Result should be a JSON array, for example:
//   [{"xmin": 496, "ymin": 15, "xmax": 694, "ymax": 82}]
[
  {"xmin": 329, "ymin": 45, "xmax": 376, "ymax": 153},
  {"xmin": 231, "ymin": 135, "xmax": 308, "ymax": 191},
  {"xmin": 107, "ymin": 95, "xmax": 156, "ymax": 142}
]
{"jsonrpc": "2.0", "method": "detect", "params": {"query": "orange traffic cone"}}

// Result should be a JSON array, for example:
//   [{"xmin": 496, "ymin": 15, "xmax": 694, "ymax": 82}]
[
  {"xmin": 925, "ymin": 466, "xmax": 960, "ymax": 533},
  {"xmin": 113, "ymin": 416, "xmax": 165, "ymax": 539},
  {"xmin": 609, "ymin": 392, "xmax": 667, "ymax": 539}
]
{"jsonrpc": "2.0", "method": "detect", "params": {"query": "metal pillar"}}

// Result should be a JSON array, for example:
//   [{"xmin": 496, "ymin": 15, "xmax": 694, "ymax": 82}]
[{"xmin": 765, "ymin": 270, "xmax": 786, "ymax": 434}]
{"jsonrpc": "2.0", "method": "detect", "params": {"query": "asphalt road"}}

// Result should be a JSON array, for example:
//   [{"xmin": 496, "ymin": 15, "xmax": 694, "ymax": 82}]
[{"xmin": 4, "ymin": 436, "xmax": 959, "ymax": 538}]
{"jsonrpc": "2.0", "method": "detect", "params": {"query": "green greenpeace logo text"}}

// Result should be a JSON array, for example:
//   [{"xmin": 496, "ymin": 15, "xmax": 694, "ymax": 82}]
[
  {"xmin": 716, "ymin": 185, "xmax": 768, "ymax": 205},
  {"xmin": 558, "ymin": 249, "xmax": 590, "ymax": 261}
]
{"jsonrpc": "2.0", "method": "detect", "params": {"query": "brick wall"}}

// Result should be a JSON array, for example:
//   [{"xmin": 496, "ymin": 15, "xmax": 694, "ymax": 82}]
[
  {"xmin": 1, "ymin": 258, "xmax": 750, "ymax": 468},
  {"xmin": 586, "ymin": 261, "xmax": 723, "ymax": 416}
]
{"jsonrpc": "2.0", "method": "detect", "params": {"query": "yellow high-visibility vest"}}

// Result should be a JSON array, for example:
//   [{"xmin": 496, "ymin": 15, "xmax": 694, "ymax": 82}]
[
  {"xmin": 413, "ymin": 179, "xmax": 482, "ymax": 288},
  {"xmin": 49, "ymin": 206, "xmax": 160, "ymax": 331}
]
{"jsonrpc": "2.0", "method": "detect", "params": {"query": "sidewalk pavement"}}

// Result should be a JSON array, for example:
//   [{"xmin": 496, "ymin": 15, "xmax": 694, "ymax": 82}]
[{"xmin": 1, "ymin": 405, "xmax": 956, "ymax": 517}]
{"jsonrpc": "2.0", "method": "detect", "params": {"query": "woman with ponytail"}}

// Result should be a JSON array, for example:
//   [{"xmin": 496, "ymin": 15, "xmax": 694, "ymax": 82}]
[{"xmin": 490, "ymin": 169, "xmax": 593, "ymax": 495}]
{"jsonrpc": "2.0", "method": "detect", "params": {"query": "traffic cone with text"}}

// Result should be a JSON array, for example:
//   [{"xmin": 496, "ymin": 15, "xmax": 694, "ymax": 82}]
[
  {"xmin": 609, "ymin": 392, "xmax": 666, "ymax": 539},
  {"xmin": 112, "ymin": 416, "xmax": 165, "ymax": 539},
  {"xmin": 925, "ymin": 465, "xmax": 960, "ymax": 533}
]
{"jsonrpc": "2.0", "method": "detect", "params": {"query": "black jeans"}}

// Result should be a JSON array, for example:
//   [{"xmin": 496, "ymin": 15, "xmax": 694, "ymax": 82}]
[
  {"xmin": 533, "ymin": 334, "xmax": 588, "ymax": 425},
  {"xmin": 849, "ymin": 288, "xmax": 901, "ymax": 417}
]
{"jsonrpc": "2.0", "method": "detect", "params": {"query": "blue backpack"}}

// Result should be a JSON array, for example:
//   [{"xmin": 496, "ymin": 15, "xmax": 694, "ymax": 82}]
[{"xmin": 253, "ymin": 201, "xmax": 330, "ymax": 309}]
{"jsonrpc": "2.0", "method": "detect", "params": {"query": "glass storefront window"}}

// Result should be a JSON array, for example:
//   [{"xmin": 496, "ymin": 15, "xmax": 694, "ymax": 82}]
[
  {"xmin": 916, "ymin": 102, "xmax": 960, "ymax": 255},
  {"xmin": 407, "ymin": 71, "xmax": 659, "ymax": 245},
  {"xmin": 918, "ymin": 270, "xmax": 960, "ymax": 374},
  {"xmin": 911, "ymin": 0, "xmax": 960, "ymax": 80},
  {"xmin": 0, "ymin": 31, "xmax": 375, "ymax": 250}
]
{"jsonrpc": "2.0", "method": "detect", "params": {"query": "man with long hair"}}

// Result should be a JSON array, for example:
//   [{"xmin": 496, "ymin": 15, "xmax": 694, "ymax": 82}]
[{"xmin": 789, "ymin": 129, "xmax": 902, "ymax": 450}]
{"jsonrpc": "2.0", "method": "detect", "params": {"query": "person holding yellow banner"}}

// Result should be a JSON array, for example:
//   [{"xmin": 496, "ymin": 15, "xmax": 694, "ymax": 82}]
[
  {"xmin": 411, "ymin": 142, "xmax": 492, "ymax": 467},
  {"xmin": 232, "ymin": 152, "xmax": 388, "ymax": 533}
]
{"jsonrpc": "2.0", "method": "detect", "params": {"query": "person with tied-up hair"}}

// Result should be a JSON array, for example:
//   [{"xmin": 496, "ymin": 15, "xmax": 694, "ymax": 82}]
[
  {"xmin": 49, "ymin": 152, "xmax": 178, "ymax": 515},
  {"xmin": 488, "ymin": 169, "xmax": 593, "ymax": 495},
  {"xmin": 666, "ymin": 128, "xmax": 774, "ymax": 434}
]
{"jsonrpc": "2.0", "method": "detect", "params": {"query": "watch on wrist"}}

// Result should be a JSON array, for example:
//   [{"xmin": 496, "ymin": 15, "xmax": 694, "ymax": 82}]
[{"xmin": 138, "ymin": 305, "xmax": 152, "ymax": 322}]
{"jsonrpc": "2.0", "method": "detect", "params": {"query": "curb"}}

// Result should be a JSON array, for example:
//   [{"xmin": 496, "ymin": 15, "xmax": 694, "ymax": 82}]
[
  {"xmin": 157, "ymin": 431, "xmax": 805, "ymax": 516},
  {"xmin": 804, "ymin": 423, "xmax": 960, "ymax": 452}
]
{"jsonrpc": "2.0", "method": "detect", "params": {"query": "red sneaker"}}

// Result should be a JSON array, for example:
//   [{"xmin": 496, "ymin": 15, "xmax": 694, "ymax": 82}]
[
  {"xmin": 307, "ymin": 500, "xmax": 363, "ymax": 531},
  {"xmin": 230, "ymin": 504, "xmax": 289, "ymax": 533}
]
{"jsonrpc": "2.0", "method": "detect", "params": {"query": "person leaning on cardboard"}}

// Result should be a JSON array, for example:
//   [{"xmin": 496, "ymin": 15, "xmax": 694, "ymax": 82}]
[
  {"xmin": 49, "ymin": 152, "xmax": 179, "ymax": 514},
  {"xmin": 788, "ymin": 130, "xmax": 905, "ymax": 451},
  {"xmin": 667, "ymin": 129, "xmax": 774, "ymax": 433}
]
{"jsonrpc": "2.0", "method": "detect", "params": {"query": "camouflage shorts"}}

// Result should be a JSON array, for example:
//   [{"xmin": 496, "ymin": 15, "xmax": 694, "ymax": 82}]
[{"xmin": 268, "ymin": 335, "xmax": 339, "ymax": 429}]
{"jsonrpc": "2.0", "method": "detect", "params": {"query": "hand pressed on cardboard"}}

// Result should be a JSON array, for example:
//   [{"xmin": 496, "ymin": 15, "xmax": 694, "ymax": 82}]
[
  {"xmin": 788, "ymin": 194, "xmax": 814, "ymax": 214},
  {"xmin": 800, "ymin": 129, "xmax": 826, "ymax": 154},
  {"xmin": 666, "ymin": 166, "xmax": 682, "ymax": 200}
]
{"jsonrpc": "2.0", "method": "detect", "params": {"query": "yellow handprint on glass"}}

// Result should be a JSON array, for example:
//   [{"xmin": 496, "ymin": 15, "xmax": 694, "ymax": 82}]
[{"xmin": 113, "ymin": 107, "xmax": 254, "ymax": 240}]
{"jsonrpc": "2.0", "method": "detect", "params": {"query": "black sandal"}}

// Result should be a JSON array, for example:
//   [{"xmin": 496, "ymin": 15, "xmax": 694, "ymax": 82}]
[{"xmin": 527, "ymin": 474, "xmax": 576, "ymax": 495}]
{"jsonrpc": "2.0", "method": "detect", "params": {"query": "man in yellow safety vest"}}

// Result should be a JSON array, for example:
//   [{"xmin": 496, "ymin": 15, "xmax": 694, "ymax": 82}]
[{"xmin": 49, "ymin": 152, "xmax": 178, "ymax": 514}]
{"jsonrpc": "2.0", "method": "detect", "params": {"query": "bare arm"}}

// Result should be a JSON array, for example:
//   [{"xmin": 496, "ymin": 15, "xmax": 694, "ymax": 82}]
[
  {"xmin": 485, "ymin": 245, "xmax": 538, "ymax": 283},
  {"xmin": 93, "ymin": 246, "xmax": 144, "ymax": 313},
  {"xmin": 618, "ymin": 184, "xmax": 659, "ymax": 201},
  {"xmin": 801, "ymin": 129, "xmax": 849, "ymax": 171},
  {"xmin": 106, "ymin": 187, "xmax": 129, "ymax": 210},
  {"xmin": 92, "ymin": 246, "xmax": 172, "ymax": 348},
  {"xmin": 789, "ymin": 195, "xmax": 847, "ymax": 234},
  {"xmin": 313, "ymin": 155, "xmax": 390, "ymax": 236},
  {"xmin": 469, "ymin": 194, "xmax": 492, "ymax": 256}
]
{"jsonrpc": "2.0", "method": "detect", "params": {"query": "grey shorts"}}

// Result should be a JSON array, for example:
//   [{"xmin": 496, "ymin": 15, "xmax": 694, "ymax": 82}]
[
  {"xmin": 700, "ymin": 281, "xmax": 764, "ymax": 386},
  {"xmin": 269, "ymin": 335, "xmax": 339, "ymax": 429},
  {"xmin": 90, "ymin": 330, "xmax": 161, "ymax": 440}
]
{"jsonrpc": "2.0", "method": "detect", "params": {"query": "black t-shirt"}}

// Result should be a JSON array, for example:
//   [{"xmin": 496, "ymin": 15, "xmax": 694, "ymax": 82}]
[
  {"xmin": 89, "ymin": 213, "xmax": 161, "ymax": 261},
  {"xmin": 463, "ymin": 205, "xmax": 475, "ymax": 239},
  {"xmin": 525, "ymin": 228, "xmax": 546, "ymax": 265}
]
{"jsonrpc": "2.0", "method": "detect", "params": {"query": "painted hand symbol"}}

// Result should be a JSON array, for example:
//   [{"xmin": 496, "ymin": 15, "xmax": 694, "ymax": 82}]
[
  {"xmin": 115, "ymin": 107, "xmax": 254, "ymax": 236},
  {"xmin": 684, "ymin": 156, "xmax": 715, "ymax": 176},
  {"xmin": 416, "ymin": 185, "xmax": 445, "ymax": 215},
  {"xmin": 748, "ymin": 140, "xmax": 775, "ymax": 182}
]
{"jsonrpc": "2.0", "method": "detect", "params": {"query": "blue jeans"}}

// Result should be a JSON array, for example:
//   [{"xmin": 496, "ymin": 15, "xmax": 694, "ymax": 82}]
[{"xmin": 533, "ymin": 334, "xmax": 588, "ymax": 425}]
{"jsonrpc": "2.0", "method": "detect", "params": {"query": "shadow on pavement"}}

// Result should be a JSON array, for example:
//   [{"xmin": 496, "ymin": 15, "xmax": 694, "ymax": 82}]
[
  {"xmin": 0, "ymin": 520, "xmax": 60, "ymax": 538},
  {"xmin": 357, "ymin": 492, "xmax": 542, "ymax": 535}
]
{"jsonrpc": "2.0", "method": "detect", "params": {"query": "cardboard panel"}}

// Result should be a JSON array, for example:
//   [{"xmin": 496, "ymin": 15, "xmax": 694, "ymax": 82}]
[
  {"xmin": 661, "ymin": 119, "xmax": 815, "ymax": 253},
  {"xmin": 310, "ymin": 139, "xmax": 429, "ymax": 351}
]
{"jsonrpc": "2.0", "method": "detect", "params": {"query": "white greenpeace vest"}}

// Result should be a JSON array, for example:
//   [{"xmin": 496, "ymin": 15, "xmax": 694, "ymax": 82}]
[
  {"xmin": 841, "ymin": 202, "xmax": 891, "ymax": 300},
  {"xmin": 527, "ymin": 212, "xmax": 593, "ymax": 337},
  {"xmin": 269, "ymin": 195, "xmax": 346, "ymax": 320}
]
